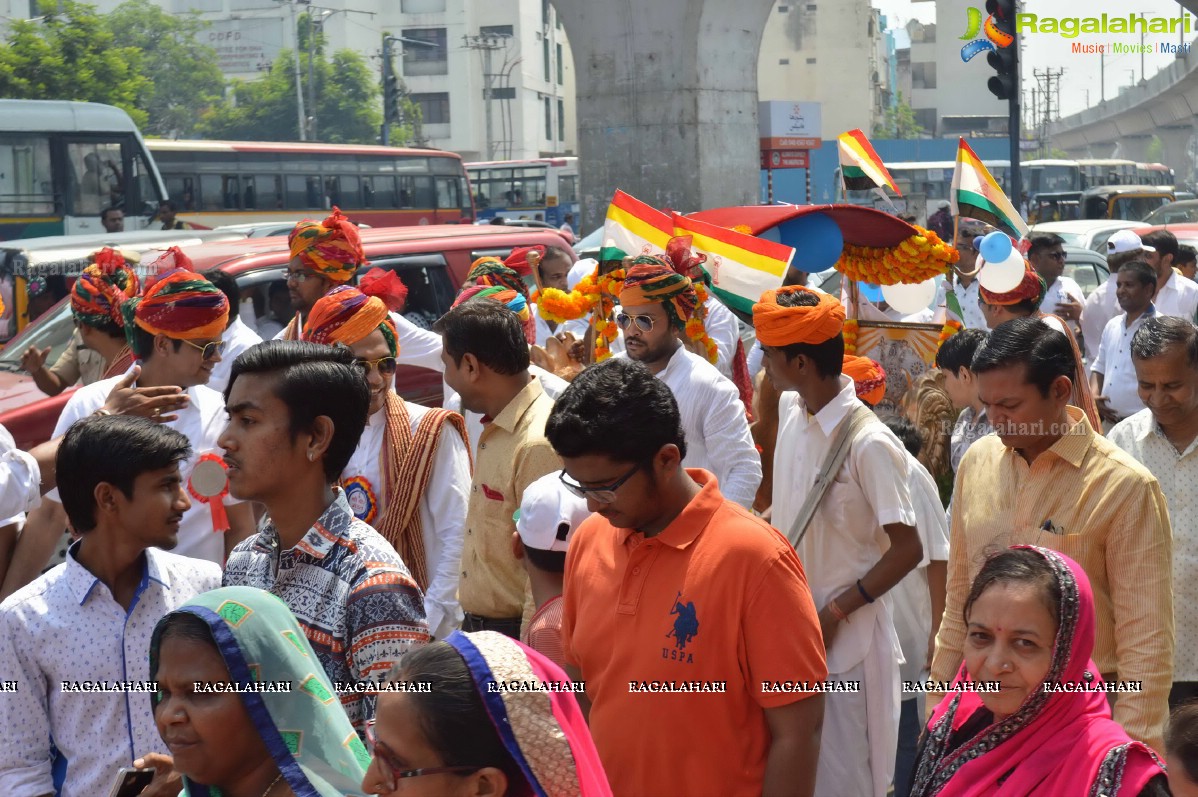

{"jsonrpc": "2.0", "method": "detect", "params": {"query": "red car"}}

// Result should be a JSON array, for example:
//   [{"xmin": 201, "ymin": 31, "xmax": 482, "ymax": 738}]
[{"xmin": 0, "ymin": 224, "xmax": 571, "ymax": 449}]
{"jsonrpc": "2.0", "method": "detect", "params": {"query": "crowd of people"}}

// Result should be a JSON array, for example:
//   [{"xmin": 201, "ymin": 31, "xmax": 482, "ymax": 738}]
[{"xmin": 0, "ymin": 208, "xmax": 1197, "ymax": 797}]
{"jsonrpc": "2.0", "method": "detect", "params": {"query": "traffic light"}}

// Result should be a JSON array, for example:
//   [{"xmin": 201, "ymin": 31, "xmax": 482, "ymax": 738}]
[
  {"xmin": 383, "ymin": 71, "xmax": 398, "ymax": 125},
  {"xmin": 985, "ymin": 0, "xmax": 1018, "ymax": 101}
]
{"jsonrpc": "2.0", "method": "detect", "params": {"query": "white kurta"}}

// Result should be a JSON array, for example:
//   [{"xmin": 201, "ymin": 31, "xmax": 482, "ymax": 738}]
[
  {"xmin": 209, "ymin": 316, "xmax": 263, "ymax": 395},
  {"xmin": 773, "ymin": 376, "xmax": 916, "ymax": 797},
  {"xmin": 619, "ymin": 345, "xmax": 761, "ymax": 509},
  {"xmin": 340, "ymin": 399, "xmax": 471, "ymax": 640}
]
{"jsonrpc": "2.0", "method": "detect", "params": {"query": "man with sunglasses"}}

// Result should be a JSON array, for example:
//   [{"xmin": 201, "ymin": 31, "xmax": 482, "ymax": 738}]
[
  {"xmin": 304, "ymin": 286, "xmax": 471, "ymax": 641},
  {"xmin": 4, "ymin": 267, "xmax": 256, "ymax": 588},
  {"xmin": 615, "ymin": 260, "xmax": 761, "ymax": 509},
  {"xmin": 547, "ymin": 357, "xmax": 826, "ymax": 797},
  {"xmin": 1029, "ymin": 233, "xmax": 1084, "ymax": 337}
]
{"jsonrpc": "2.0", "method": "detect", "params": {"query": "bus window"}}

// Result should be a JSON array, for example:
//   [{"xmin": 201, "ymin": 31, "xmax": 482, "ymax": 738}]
[
  {"xmin": 306, "ymin": 176, "xmax": 323, "ymax": 209},
  {"xmin": 199, "ymin": 174, "xmax": 223, "ymax": 211},
  {"xmin": 246, "ymin": 175, "xmax": 282, "ymax": 210},
  {"xmin": 365, "ymin": 175, "xmax": 396, "ymax": 208},
  {"xmin": 558, "ymin": 174, "xmax": 578, "ymax": 203},
  {"xmin": 0, "ymin": 136, "xmax": 54, "ymax": 215},
  {"xmin": 222, "ymin": 175, "xmax": 241, "ymax": 210},
  {"xmin": 67, "ymin": 141, "xmax": 123, "ymax": 215},
  {"xmin": 285, "ymin": 175, "xmax": 308, "ymax": 209},
  {"xmin": 412, "ymin": 176, "xmax": 435, "ymax": 208},
  {"xmin": 435, "ymin": 176, "xmax": 460, "ymax": 210},
  {"xmin": 324, "ymin": 176, "xmax": 341, "ymax": 208},
  {"xmin": 129, "ymin": 150, "xmax": 163, "ymax": 215},
  {"xmin": 339, "ymin": 175, "xmax": 361, "ymax": 207}
]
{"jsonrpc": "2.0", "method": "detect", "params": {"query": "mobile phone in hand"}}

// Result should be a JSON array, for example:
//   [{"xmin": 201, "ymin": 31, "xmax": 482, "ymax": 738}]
[{"xmin": 108, "ymin": 767, "xmax": 154, "ymax": 797}]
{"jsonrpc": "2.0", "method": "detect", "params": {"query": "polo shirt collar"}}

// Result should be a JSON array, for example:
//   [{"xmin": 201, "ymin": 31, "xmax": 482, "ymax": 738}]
[
  {"xmin": 490, "ymin": 375, "xmax": 545, "ymax": 434},
  {"xmin": 63, "ymin": 541, "xmax": 164, "ymax": 606},
  {"xmin": 617, "ymin": 468, "xmax": 722, "ymax": 550}
]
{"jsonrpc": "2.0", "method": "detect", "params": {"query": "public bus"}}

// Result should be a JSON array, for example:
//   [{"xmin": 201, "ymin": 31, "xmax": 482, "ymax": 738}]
[
  {"xmin": 1024, "ymin": 159, "xmax": 1082, "ymax": 195},
  {"xmin": 0, "ymin": 100, "xmax": 168, "ymax": 241},
  {"xmin": 833, "ymin": 160, "xmax": 1012, "ymax": 223},
  {"xmin": 1136, "ymin": 162, "xmax": 1175, "ymax": 186},
  {"xmin": 466, "ymin": 157, "xmax": 579, "ymax": 228},
  {"xmin": 1077, "ymin": 159, "xmax": 1138, "ymax": 188},
  {"xmin": 146, "ymin": 139, "xmax": 475, "ymax": 229}
]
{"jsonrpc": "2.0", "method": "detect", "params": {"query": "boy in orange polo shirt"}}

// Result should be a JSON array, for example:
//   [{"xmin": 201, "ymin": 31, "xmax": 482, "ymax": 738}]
[{"xmin": 547, "ymin": 358, "xmax": 828, "ymax": 797}]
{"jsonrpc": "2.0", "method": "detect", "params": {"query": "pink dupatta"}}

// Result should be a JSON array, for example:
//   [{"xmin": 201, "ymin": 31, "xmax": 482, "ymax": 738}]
[{"xmin": 910, "ymin": 546, "xmax": 1164, "ymax": 797}]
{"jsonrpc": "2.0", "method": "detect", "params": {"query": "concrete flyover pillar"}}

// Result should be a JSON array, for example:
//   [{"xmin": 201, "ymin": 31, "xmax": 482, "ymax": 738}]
[
  {"xmin": 1157, "ymin": 126, "xmax": 1197, "ymax": 187},
  {"xmin": 555, "ymin": 0, "xmax": 777, "ymax": 232}
]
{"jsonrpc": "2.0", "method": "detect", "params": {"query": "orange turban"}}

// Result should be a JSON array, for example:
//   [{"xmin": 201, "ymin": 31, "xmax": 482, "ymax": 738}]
[
  {"xmin": 843, "ymin": 355, "xmax": 887, "ymax": 406},
  {"xmin": 979, "ymin": 266, "xmax": 1047, "ymax": 307},
  {"xmin": 753, "ymin": 286, "xmax": 845, "ymax": 346},
  {"xmin": 287, "ymin": 207, "xmax": 366, "ymax": 284},
  {"xmin": 304, "ymin": 285, "xmax": 398, "ymax": 355},
  {"xmin": 123, "ymin": 269, "xmax": 228, "ymax": 341}
]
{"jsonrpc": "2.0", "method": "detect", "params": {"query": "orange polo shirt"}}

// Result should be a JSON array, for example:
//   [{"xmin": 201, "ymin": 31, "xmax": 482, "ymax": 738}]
[{"xmin": 561, "ymin": 469, "xmax": 827, "ymax": 797}]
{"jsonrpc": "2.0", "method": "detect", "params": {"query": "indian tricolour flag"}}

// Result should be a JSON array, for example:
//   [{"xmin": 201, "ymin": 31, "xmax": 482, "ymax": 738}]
[
  {"xmin": 603, "ymin": 190, "xmax": 674, "ymax": 257},
  {"xmin": 838, "ymin": 129, "xmax": 901, "ymax": 194},
  {"xmin": 672, "ymin": 212, "xmax": 793, "ymax": 315},
  {"xmin": 950, "ymin": 138, "xmax": 1029, "ymax": 240}
]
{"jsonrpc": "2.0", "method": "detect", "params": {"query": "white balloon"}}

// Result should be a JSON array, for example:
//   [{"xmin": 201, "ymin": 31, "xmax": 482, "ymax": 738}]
[
  {"xmin": 881, "ymin": 278, "xmax": 937, "ymax": 315},
  {"xmin": 977, "ymin": 250, "xmax": 1026, "ymax": 293}
]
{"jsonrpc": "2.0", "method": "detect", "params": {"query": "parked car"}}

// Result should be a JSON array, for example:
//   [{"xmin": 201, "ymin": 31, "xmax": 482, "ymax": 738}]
[
  {"xmin": 1029, "ymin": 220, "xmax": 1150, "ymax": 253},
  {"xmin": 214, "ymin": 220, "xmax": 374, "ymax": 238},
  {"xmin": 0, "ymin": 224, "xmax": 572, "ymax": 450},
  {"xmin": 1141, "ymin": 200, "xmax": 1198, "ymax": 226}
]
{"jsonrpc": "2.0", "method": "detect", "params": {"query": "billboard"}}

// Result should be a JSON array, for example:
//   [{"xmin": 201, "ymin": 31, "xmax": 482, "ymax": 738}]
[{"xmin": 759, "ymin": 101, "xmax": 822, "ymax": 149}]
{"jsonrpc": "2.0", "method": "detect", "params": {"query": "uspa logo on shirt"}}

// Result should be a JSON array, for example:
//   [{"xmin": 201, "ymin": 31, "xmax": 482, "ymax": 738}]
[{"xmin": 663, "ymin": 592, "xmax": 700, "ymax": 664}]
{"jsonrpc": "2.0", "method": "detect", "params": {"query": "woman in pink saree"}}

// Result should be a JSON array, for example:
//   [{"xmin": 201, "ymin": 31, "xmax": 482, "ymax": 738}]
[
  {"xmin": 362, "ymin": 630, "xmax": 612, "ymax": 797},
  {"xmin": 910, "ymin": 545, "xmax": 1167, "ymax": 797}
]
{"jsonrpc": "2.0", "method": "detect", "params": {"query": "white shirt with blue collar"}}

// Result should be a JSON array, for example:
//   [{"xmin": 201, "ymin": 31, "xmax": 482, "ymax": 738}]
[{"xmin": 0, "ymin": 544, "xmax": 220, "ymax": 797}]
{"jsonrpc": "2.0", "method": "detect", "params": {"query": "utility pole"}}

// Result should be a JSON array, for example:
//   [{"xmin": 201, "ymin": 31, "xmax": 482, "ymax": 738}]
[
  {"xmin": 1100, "ymin": 51, "xmax": 1105, "ymax": 102},
  {"xmin": 463, "ymin": 33, "xmax": 508, "ymax": 161},
  {"xmin": 307, "ymin": 10, "xmax": 317, "ymax": 141},
  {"xmin": 282, "ymin": 0, "xmax": 307, "ymax": 141}
]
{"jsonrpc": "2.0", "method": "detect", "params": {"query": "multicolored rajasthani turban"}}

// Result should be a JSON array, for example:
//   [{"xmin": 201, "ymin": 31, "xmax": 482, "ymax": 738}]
[
  {"xmin": 452, "ymin": 283, "xmax": 534, "ymax": 343},
  {"xmin": 71, "ymin": 247, "xmax": 140, "ymax": 329},
  {"xmin": 618, "ymin": 259, "xmax": 699, "ymax": 332},
  {"xmin": 141, "ymin": 246, "xmax": 194, "ymax": 290},
  {"xmin": 304, "ymin": 285, "xmax": 397, "ymax": 356},
  {"xmin": 467, "ymin": 257, "xmax": 529, "ymax": 298},
  {"xmin": 504, "ymin": 245, "xmax": 545, "ymax": 278},
  {"xmin": 843, "ymin": 355, "xmax": 887, "ymax": 406},
  {"xmin": 123, "ymin": 268, "xmax": 229, "ymax": 342},
  {"xmin": 287, "ymin": 207, "xmax": 365, "ymax": 284},
  {"xmin": 752, "ymin": 286, "xmax": 846, "ymax": 346},
  {"xmin": 979, "ymin": 265, "xmax": 1048, "ymax": 307}
]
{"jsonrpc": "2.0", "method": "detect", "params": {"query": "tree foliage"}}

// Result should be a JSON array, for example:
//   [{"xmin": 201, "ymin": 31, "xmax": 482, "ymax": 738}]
[{"xmin": 873, "ymin": 92, "xmax": 926, "ymax": 140}]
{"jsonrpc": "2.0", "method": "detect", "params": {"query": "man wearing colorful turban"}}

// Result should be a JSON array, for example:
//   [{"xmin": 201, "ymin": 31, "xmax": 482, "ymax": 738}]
[
  {"xmin": 752, "ymin": 284, "xmax": 922, "ymax": 797},
  {"xmin": 23, "ymin": 247, "xmax": 139, "ymax": 397},
  {"xmin": 281, "ymin": 208, "xmax": 366, "ymax": 338},
  {"xmin": 843, "ymin": 354, "xmax": 887, "ymax": 406},
  {"xmin": 978, "ymin": 265, "xmax": 1101, "ymax": 428},
  {"xmin": 615, "ymin": 258, "xmax": 761, "ymax": 510},
  {"xmin": 462, "ymin": 257, "xmax": 537, "ymax": 344},
  {"xmin": 304, "ymin": 286, "xmax": 471, "ymax": 640},
  {"xmin": 13, "ymin": 267, "xmax": 255, "ymax": 579},
  {"xmin": 508, "ymin": 245, "xmax": 576, "ymax": 344}
]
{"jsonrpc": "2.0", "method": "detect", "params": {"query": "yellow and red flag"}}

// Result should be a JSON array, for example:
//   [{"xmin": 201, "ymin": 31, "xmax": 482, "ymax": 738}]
[
  {"xmin": 603, "ymin": 189, "xmax": 674, "ymax": 257},
  {"xmin": 672, "ymin": 212, "xmax": 793, "ymax": 314},
  {"xmin": 838, "ymin": 129, "xmax": 901, "ymax": 194}
]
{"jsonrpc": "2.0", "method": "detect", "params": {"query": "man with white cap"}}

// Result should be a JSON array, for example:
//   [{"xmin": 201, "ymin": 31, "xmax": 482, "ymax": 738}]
[
  {"xmin": 512, "ymin": 471, "xmax": 591, "ymax": 669},
  {"xmin": 1081, "ymin": 229, "xmax": 1151, "ymax": 364}
]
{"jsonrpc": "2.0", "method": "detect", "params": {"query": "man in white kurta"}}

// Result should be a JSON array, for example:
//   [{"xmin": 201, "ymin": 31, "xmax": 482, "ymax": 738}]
[{"xmin": 754, "ymin": 285, "xmax": 922, "ymax": 797}]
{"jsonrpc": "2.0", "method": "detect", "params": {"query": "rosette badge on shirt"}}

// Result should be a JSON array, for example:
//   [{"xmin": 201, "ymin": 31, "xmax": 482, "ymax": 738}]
[{"xmin": 188, "ymin": 453, "xmax": 230, "ymax": 533}]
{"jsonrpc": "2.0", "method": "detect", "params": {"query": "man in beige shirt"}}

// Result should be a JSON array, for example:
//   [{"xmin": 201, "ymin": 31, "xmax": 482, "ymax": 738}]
[
  {"xmin": 436, "ymin": 300, "xmax": 560, "ymax": 638},
  {"xmin": 929, "ymin": 317, "xmax": 1173, "ymax": 753}
]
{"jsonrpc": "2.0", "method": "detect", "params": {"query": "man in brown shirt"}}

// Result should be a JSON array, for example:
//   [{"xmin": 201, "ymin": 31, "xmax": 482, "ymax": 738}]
[{"xmin": 436, "ymin": 301, "xmax": 560, "ymax": 638}]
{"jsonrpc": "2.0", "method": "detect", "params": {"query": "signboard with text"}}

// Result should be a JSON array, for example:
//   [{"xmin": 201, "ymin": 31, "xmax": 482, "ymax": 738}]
[
  {"xmin": 760, "ymin": 150, "xmax": 809, "ymax": 169},
  {"xmin": 207, "ymin": 17, "xmax": 285, "ymax": 76},
  {"xmin": 758, "ymin": 101, "xmax": 822, "ymax": 150}
]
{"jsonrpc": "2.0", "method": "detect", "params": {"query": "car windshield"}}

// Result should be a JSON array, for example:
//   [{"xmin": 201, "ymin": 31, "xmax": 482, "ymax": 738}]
[{"xmin": 1141, "ymin": 202, "xmax": 1198, "ymax": 225}]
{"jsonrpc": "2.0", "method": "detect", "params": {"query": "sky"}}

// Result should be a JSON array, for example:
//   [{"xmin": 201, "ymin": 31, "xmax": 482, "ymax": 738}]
[{"xmin": 870, "ymin": 0, "xmax": 1195, "ymax": 118}]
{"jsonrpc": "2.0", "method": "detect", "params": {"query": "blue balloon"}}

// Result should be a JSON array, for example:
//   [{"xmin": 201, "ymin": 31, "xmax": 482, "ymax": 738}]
[
  {"xmin": 979, "ymin": 231, "xmax": 1012, "ymax": 263},
  {"xmin": 775, "ymin": 212, "xmax": 844, "ymax": 272},
  {"xmin": 857, "ymin": 282, "xmax": 884, "ymax": 303}
]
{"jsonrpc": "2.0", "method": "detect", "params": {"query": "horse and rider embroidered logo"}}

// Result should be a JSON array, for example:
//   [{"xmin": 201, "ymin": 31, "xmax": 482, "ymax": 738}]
[{"xmin": 664, "ymin": 592, "xmax": 700, "ymax": 664}]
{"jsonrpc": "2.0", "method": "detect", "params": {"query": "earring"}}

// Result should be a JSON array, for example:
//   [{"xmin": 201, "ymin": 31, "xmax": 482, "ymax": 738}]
[{"xmin": 307, "ymin": 452, "xmax": 314, "ymax": 462}]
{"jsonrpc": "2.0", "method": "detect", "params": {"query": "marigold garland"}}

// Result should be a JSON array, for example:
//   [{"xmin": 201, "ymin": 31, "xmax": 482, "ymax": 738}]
[
  {"xmin": 937, "ymin": 318, "xmax": 963, "ymax": 347},
  {"xmin": 836, "ymin": 226, "xmax": 960, "ymax": 287},
  {"xmin": 843, "ymin": 319, "xmax": 859, "ymax": 355}
]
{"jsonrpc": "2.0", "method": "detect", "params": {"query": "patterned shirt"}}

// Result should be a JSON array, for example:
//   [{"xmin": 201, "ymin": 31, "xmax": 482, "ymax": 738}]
[
  {"xmin": 223, "ymin": 489, "xmax": 429, "ymax": 733},
  {"xmin": 1109, "ymin": 409, "xmax": 1198, "ymax": 682},
  {"xmin": 949, "ymin": 405, "xmax": 993, "ymax": 473},
  {"xmin": 0, "ymin": 546, "xmax": 221, "ymax": 797}
]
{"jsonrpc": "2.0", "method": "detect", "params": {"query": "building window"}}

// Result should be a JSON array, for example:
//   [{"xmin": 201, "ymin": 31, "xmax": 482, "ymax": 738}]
[
  {"xmin": 485, "ymin": 86, "xmax": 517, "ymax": 100},
  {"xmin": 400, "ymin": 28, "xmax": 447, "ymax": 76},
  {"xmin": 556, "ymin": 43, "xmax": 563, "ymax": 84},
  {"xmin": 557, "ymin": 98, "xmax": 565, "ymax": 141},
  {"xmin": 544, "ymin": 97, "xmax": 553, "ymax": 140},
  {"xmin": 400, "ymin": 0, "xmax": 445, "ymax": 10},
  {"xmin": 806, "ymin": 2, "xmax": 817, "ymax": 8},
  {"xmin": 778, "ymin": 5, "xmax": 789, "ymax": 11},
  {"xmin": 411, "ymin": 92, "xmax": 450, "ymax": 124},
  {"xmin": 543, "ymin": 38, "xmax": 551, "ymax": 81},
  {"xmin": 480, "ymin": 24, "xmax": 513, "ymax": 38},
  {"xmin": 542, "ymin": 0, "xmax": 550, "ymax": 25},
  {"xmin": 806, "ymin": 57, "xmax": 817, "ymax": 64},
  {"xmin": 912, "ymin": 61, "xmax": 937, "ymax": 90},
  {"xmin": 779, "ymin": 58, "xmax": 789, "ymax": 65}
]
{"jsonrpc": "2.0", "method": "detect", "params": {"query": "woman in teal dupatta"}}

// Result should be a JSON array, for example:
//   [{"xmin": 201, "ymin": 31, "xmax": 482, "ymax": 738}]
[{"xmin": 148, "ymin": 586, "xmax": 371, "ymax": 797}]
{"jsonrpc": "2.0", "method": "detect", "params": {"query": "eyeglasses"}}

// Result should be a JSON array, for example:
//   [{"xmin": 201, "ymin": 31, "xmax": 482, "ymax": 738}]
[
  {"xmin": 558, "ymin": 464, "xmax": 640, "ymax": 504},
  {"xmin": 284, "ymin": 269, "xmax": 314, "ymax": 284},
  {"xmin": 353, "ymin": 356, "xmax": 398, "ymax": 376},
  {"xmin": 180, "ymin": 339, "xmax": 226, "ymax": 361},
  {"xmin": 365, "ymin": 719, "xmax": 480, "ymax": 782},
  {"xmin": 615, "ymin": 312, "xmax": 655, "ymax": 333},
  {"xmin": 1045, "ymin": 251, "xmax": 1067, "ymax": 261}
]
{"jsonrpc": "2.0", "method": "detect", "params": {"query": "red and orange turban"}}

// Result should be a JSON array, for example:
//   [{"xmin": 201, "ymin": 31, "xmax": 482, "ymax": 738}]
[
  {"xmin": 288, "ymin": 207, "xmax": 366, "ymax": 284},
  {"xmin": 753, "ymin": 286, "xmax": 846, "ymax": 346},
  {"xmin": 504, "ymin": 245, "xmax": 545, "ymax": 278},
  {"xmin": 123, "ymin": 268, "xmax": 228, "ymax": 341},
  {"xmin": 304, "ymin": 285, "xmax": 398, "ymax": 356},
  {"xmin": 979, "ymin": 266, "xmax": 1047, "ymax": 307},
  {"xmin": 358, "ymin": 267, "xmax": 408, "ymax": 313},
  {"xmin": 142, "ymin": 246, "xmax": 194, "ymax": 290},
  {"xmin": 71, "ymin": 247, "xmax": 140, "ymax": 329},
  {"xmin": 618, "ymin": 259, "xmax": 699, "ymax": 331},
  {"xmin": 843, "ymin": 355, "xmax": 887, "ymax": 406}
]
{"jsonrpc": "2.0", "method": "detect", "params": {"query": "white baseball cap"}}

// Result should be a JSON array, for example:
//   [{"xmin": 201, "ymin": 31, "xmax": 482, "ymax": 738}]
[
  {"xmin": 514, "ymin": 472, "xmax": 592, "ymax": 553},
  {"xmin": 1106, "ymin": 229, "xmax": 1154, "ymax": 254}
]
